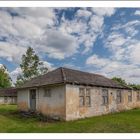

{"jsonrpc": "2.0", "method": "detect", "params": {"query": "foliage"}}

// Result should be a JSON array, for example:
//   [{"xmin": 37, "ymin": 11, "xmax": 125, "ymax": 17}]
[
  {"xmin": 16, "ymin": 47, "xmax": 48, "ymax": 87},
  {"xmin": 0, "ymin": 65, "xmax": 12, "ymax": 88},
  {"xmin": 112, "ymin": 77, "xmax": 127, "ymax": 86},
  {"xmin": 112, "ymin": 77, "xmax": 140, "ymax": 90},
  {"xmin": 1, "ymin": 105, "xmax": 140, "ymax": 132},
  {"xmin": 128, "ymin": 84, "xmax": 140, "ymax": 90}
]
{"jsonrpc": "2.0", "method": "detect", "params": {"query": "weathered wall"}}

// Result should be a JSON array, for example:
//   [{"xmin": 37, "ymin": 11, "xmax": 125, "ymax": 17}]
[
  {"xmin": 18, "ymin": 84, "xmax": 140, "ymax": 121},
  {"xmin": 18, "ymin": 85, "xmax": 66, "ymax": 120},
  {"xmin": 0, "ymin": 96, "xmax": 17, "ymax": 104},
  {"xmin": 65, "ymin": 84, "xmax": 140, "ymax": 121},
  {"xmin": 17, "ymin": 89, "xmax": 29, "ymax": 111},
  {"xmin": 36, "ymin": 85, "xmax": 66, "ymax": 120}
]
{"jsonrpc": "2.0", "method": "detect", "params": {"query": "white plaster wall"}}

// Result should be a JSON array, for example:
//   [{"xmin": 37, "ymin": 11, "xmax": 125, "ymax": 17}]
[
  {"xmin": 0, "ymin": 97, "xmax": 17, "ymax": 104},
  {"xmin": 36, "ymin": 85, "xmax": 66, "ymax": 120},
  {"xmin": 17, "ymin": 89, "xmax": 29, "ymax": 111},
  {"xmin": 18, "ymin": 85, "xmax": 66, "ymax": 120},
  {"xmin": 0, "ymin": 97, "xmax": 4, "ymax": 104}
]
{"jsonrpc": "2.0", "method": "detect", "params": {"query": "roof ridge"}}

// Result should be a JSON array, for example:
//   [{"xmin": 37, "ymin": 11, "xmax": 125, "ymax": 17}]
[
  {"xmin": 61, "ymin": 67, "xmax": 105, "ymax": 77},
  {"xmin": 61, "ymin": 67, "xmax": 66, "ymax": 82}
]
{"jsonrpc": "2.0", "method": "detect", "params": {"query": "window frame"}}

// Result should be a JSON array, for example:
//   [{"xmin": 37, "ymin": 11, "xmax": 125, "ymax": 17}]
[
  {"xmin": 116, "ymin": 90, "xmax": 122, "ymax": 104},
  {"xmin": 44, "ymin": 88, "xmax": 51, "ymax": 97},
  {"xmin": 102, "ymin": 89, "xmax": 109, "ymax": 105},
  {"xmin": 79, "ymin": 88, "xmax": 91, "ymax": 107},
  {"xmin": 128, "ymin": 91, "xmax": 132, "ymax": 102},
  {"xmin": 79, "ymin": 88, "xmax": 85, "ymax": 107},
  {"xmin": 85, "ymin": 88, "xmax": 91, "ymax": 107}
]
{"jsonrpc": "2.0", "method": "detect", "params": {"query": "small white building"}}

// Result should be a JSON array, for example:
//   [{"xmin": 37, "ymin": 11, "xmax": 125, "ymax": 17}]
[
  {"xmin": 17, "ymin": 67, "xmax": 140, "ymax": 121},
  {"xmin": 0, "ymin": 88, "xmax": 17, "ymax": 104}
]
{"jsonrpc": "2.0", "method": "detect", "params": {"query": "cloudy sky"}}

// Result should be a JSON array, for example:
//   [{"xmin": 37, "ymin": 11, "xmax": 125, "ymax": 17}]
[{"xmin": 0, "ymin": 7, "xmax": 140, "ymax": 84}]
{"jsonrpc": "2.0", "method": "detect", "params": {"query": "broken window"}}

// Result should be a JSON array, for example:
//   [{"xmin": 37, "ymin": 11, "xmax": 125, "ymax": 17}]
[
  {"xmin": 102, "ymin": 89, "xmax": 108, "ymax": 105},
  {"xmin": 116, "ymin": 90, "xmax": 122, "ymax": 104},
  {"xmin": 128, "ymin": 91, "xmax": 132, "ymax": 102},
  {"xmin": 137, "ymin": 91, "xmax": 140, "ymax": 101},
  {"xmin": 44, "ymin": 88, "xmax": 51, "ymax": 97},
  {"xmin": 79, "ymin": 88, "xmax": 91, "ymax": 107}
]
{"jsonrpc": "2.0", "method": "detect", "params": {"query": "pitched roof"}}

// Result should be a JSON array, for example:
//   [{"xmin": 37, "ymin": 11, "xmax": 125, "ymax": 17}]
[
  {"xmin": 0, "ymin": 88, "xmax": 17, "ymax": 97},
  {"xmin": 19, "ymin": 67, "xmax": 130, "ymax": 89}
]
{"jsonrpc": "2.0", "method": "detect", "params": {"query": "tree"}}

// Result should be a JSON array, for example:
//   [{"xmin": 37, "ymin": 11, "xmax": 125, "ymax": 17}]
[
  {"xmin": 0, "ymin": 65, "xmax": 12, "ymax": 88},
  {"xmin": 16, "ymin": 47, "xmax": 48, "ymax": 87},
  {"xmin": 128, "ymin": 84, "xmax": 140, "ymax": 90},
  {"xmin": 112, "ymin": 77, "xmax": 140, "ymax": 90},
  {"xmin": 112, "ymin": 77, "xmax": 127, "ymax": 86}
]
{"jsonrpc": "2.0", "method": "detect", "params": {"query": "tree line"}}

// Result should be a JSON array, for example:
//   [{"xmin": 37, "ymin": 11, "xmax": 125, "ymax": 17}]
[{"xmin": 0, "ymin": 47, "xmax": 140, "ymax": 90}]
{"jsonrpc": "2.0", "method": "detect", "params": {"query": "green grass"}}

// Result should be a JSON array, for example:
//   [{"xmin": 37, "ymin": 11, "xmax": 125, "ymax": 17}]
[{"xmin": 0, "ymin": 105, "xmax": 140, "ymax": 133}]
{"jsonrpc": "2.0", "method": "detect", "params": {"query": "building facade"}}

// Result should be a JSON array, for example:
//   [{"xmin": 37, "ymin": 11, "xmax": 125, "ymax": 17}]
[{"xmin": 17, "ymin": 67, "xmax": 140, "ymax": 121}]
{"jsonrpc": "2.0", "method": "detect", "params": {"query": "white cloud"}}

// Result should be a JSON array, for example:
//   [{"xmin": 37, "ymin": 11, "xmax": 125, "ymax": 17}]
[
  {"xmin": 135, "ymin": 10, "xmax": 140, "ymax": 16},
  {"xmin": 40, "ymin": 61, "xmax": 54, "ymax": 71},
  {"xmin": 86, "ymin": 54, "xmax": 140, "ymax": 84},
  {"xmin": 86, "ymin": 17, "xmax": 140, "ymax": 84},
  {"xmin": 10, "ymin": 67, "xmax": 22, "ymax": 84},
  {"xmin": 0, "ymin": 8, "xmax": 117, "ymax": 62},
  {"xmin": 76, "ymin": 9, "xmax": 92, "ymax": 18},
  {"xmin": 0, "ymin": 42, "xmax": 26, "ymax": 63},
  {"xmin": 89, "ymin": 15, "xmax": 104, "ymax": 33},
  {"xmin": 91, "ymin": 8, "xmax": 116, "ymax": 17},
  {"xmin": 38, "ymin": 29, "xmax": 78, "ymax": 60},
  {"xmin": 86, "ymin": 54, "xmax": 110, "ymax": 68}
]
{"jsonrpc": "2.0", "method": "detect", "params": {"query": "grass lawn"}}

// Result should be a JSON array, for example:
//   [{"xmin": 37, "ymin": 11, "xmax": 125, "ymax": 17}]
[{"xmin": 0, "ymin": 105, "xmax": 140, "ymax": 133}]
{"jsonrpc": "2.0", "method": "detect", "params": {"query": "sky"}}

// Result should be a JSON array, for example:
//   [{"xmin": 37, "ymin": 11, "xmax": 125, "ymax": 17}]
[{"xmin": 0, "ymin": 7, "xmax": 140, "ymax": 84}]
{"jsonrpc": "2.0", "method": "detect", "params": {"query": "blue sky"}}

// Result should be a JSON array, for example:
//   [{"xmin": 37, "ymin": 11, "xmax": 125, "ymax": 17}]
[{"xmin": 0, "ymin": 8, "xmax": 140, "ymax": 84}]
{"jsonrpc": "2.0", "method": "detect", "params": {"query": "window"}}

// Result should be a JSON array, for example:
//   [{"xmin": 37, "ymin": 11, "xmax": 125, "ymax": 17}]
[
  {"xmin": 44, "ymin": 88, "xmax": 51, "ymax": 97},
  {"xmin": 79, "ymin": 88, "xmax": 85, "ymax": 107},
  {"xmin": 102, "ymin": 89, "xmax": 108, "ymax": 105},
  {"xmin": 4, "ymin": 96, "xmax": 8, "ymax": 103},
  {"xmin": 128, "ymin": 91, "xmax": 132, "ymax": 102},
  {"xmin": 116, "ymin": 90, "xmax": 122, "ymax": 104},
  {"xmin": 79, "ymin": 88, "xmax": 91, "ymax": 107},
  {"xmin": 85, "ymin": 89, "xmax": 91, "ymax": 106},
  {"xmin": 137, "ymin": 91, "xmax": 140, "ymax": 101}
]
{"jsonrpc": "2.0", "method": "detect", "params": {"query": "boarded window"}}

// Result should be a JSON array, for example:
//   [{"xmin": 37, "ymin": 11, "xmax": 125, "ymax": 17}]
[
  {"xmin": 116, "ymin": 90, "xmax": 122, "ymax": 104},
  {"xmin": 102, "ymin": 89, "xmax": 108, "ymax": 105},
  {"xmin": 85, "ymin": 89, "xmax": 91, "ymax": 106},
  {"xmin": 44, "ymin": 88, "xmax": 51, "ymax": 97},
  {"xmin": 128, "ymin": 91, "xmax": 132, "ymax": 102},
  {"xmin": 137, "ymin": 91, "xmax": 140, "ymax": 101},
  {"xmin": 79, "ymin": 88, "xmax": 85, "ymax": 107},
  {"xmin": 4, "ymin": 96, "xmax": 8, "ymax": 103}
]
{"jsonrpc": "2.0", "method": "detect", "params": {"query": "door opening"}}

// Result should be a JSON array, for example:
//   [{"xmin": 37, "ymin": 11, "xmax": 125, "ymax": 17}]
[{"xmin": 30, "ymin": 89, "xmax": 36, "ymax": 111}]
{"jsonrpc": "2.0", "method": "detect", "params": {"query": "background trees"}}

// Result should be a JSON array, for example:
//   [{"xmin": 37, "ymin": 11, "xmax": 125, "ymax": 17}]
[
  {"xmin": 112, "ymin": 77, "xmax": 140, "ymax": 90},
  {"xmin": 0, "ymin": 65, "xmax": 12, "ymax": 88},
  {"xmin": 15, "ymin": 47, "xmax": 48, "ymax": 87}
]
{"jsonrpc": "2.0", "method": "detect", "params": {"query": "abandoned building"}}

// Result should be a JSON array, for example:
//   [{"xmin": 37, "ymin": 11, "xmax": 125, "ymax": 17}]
[
  {"xmin": 0, "ymin": 88, "xmax": 17, "ymax": 104},
  {"xmin": 17, "ymin": 67, "xmax": 140, "ymax": 121}
]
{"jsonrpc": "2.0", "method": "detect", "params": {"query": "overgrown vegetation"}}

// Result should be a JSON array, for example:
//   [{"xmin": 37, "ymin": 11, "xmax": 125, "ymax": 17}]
[
  {"xmin": 1, "ymin": 105, "xmax": 140, "ymax": 132},
  {"xmin": 112, "ymin": 77, "xmax": 140, "ymax": 90}
]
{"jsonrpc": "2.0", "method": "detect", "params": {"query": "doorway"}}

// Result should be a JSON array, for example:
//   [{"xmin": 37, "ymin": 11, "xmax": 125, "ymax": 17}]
[{"xmin": 30, "ymin": 89, "xmax": 36, "ymax": 111}]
